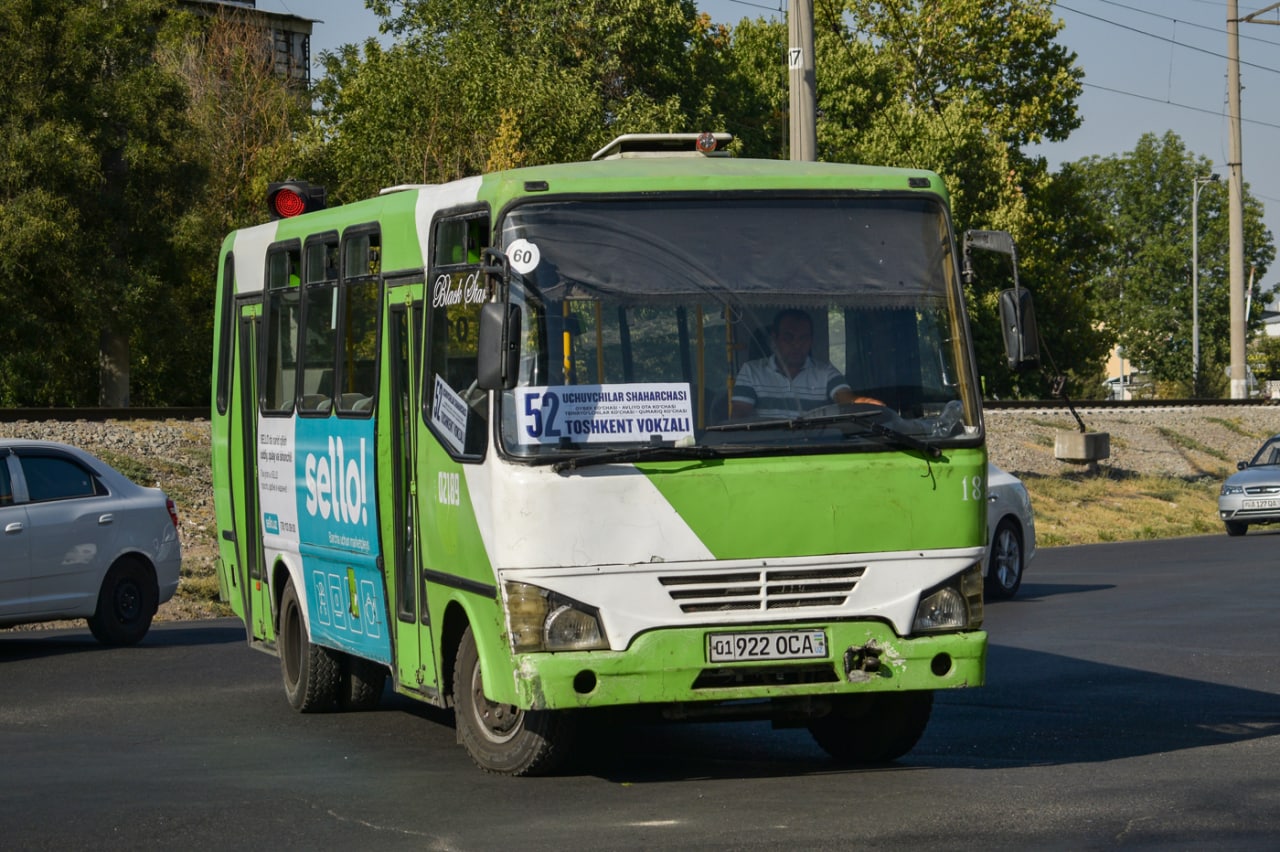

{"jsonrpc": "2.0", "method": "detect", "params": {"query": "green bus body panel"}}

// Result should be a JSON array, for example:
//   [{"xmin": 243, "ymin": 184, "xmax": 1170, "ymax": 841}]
[
  {"xmin": 638, "ymin": 449, "xmax": 985, "ymax": 559},
  {"xmin": 266, "ymin": 189, "xmax": 425, "ymax": 271},
  {"xmin": 512, "ymin": 623, "xmax": 985, "ymax": 710},
  {"xmin": 475, "ymin": 157, "xmax": 952, "ymax": 207}
]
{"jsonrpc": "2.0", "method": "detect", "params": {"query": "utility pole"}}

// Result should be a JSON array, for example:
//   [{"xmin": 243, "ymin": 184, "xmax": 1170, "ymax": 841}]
[
  {"xmin": 1224, "ymin": 3, "xmax": 1280, "ymax": 397},
  {"xmin": 788, "ymin": 0, "xmax": 816, "ymax": 161},
  {"xmin": 1227, "ymin": 1, "xmax": 1247, "ymax": 398}
]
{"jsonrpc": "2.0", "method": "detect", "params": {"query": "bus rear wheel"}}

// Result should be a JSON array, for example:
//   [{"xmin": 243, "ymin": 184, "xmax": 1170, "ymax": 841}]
[
  {"xmin": 808, "ymin": 690, "xmax": 933, "ymax": 764},
  {"xmin": 453, "ymin": 626, "xmax": 575, "ymax": 776},
  {"xmin": 279, "ymin": 577, "xmax": 340, "ymax": 713}
]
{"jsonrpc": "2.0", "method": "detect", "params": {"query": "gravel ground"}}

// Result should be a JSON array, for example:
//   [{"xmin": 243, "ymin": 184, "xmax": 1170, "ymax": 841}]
[
  {"xmin": 3, "ymin": 405, "xmax": 1278, "ymax": 626},
  {"xmin": 984, "ymin": 405, "xmax": 1280, "ymax": 479}
]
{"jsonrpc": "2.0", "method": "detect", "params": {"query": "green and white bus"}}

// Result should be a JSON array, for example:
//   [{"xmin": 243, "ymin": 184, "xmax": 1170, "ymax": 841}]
[{"xmin": 211, "ymin": 133, "xmax": 1036, "ymax": 775}]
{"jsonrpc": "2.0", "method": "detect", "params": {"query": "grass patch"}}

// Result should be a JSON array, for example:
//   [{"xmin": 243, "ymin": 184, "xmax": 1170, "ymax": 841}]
[
  {"xmin": 1020, "ymin": 469, "xmax": 1222, "ymax": 547},
  {"xmin": 1155, "ymin": 427, "xmax": 1230, "ymax": 463},
  {"xmin": 1206, "ymin": 417, "xmax": 1258, "ymax": 439}
]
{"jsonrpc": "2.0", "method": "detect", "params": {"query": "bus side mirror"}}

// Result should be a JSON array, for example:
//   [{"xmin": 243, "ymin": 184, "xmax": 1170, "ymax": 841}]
[
  {"xmin": 477, "ymin": 302, "xmax": 521, "ymax": 390},
  {"xmin": 998, "ymin": 287, "xmax": 1040, "ymax": 372}
]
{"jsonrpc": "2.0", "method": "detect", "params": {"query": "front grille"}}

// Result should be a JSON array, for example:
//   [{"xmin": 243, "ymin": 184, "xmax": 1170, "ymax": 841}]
[
  {"xmin": 658, "ymin": 565, "xmax": 865, "ymax": 613},
  {"xmin": 692, "ymin": 663, "xmax": 838, "ymax": 689},
  {"xmin": 1245, "ymin": 485, "xmax": 1280, "ymax": 495}
]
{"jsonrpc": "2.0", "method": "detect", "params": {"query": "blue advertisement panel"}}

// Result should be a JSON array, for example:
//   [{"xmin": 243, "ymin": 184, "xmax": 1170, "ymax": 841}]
[{"xmin": 293, "ymin": 416, "xmax": 391, "ymax": 664}]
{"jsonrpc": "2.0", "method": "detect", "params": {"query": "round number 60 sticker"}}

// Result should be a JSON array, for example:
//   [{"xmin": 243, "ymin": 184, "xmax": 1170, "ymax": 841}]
[{"xmin": 507, "ymin": 239, "xmax": 541, "ymax": 274}]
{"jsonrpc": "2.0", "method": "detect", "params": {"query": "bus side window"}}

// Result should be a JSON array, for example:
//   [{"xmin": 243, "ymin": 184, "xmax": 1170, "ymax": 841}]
[
  {"xmin": 338, "ymin": 228, "xmax": 381, "ymax": 414},
  {"xmin": 299, "ymin": 235, "xmax": 339, "ymax": 415},
  {"xmin": 424, "ymin": 212, "xmax": 489, "ymax": 458},
  {"xmin": 262, "ymin": 244, "xmax": 301, "ymax": 414}
]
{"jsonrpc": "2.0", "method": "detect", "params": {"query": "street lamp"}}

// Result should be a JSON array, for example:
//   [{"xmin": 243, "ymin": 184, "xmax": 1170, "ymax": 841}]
[{"xmin": 1192, "ymin": 173, "xmax": 1220, "ymax": 392}]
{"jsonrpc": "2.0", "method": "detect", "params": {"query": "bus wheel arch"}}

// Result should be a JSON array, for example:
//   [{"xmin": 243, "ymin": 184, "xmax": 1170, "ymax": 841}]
[
  {"xmin": 278, "ymin": 574, "xmax": 340, "ymax": 713},
  {"xmin": 452, "ymin": 624, "xmax": 576, "ymax": 776}
]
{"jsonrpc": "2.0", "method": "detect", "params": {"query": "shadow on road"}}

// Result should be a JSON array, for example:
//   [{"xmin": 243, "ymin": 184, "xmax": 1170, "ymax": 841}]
[
  {"xmin": 564, "ymin": 643, "xmax": 1280, "ymax": 782},
  {"xmin": 0, "ymin": 618, "xmax": 246, "ymax": 661}
]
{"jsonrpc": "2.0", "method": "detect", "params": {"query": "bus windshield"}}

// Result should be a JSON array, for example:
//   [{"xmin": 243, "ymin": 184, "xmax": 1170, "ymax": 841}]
[{"xmin": 497, "ymin": 195, "xmax": 980, "ymax": 460}]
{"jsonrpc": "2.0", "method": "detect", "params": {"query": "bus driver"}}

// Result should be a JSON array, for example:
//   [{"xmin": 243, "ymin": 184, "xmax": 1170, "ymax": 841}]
[{"xmin": 731, "ymin": 308, "xmax": 884, "ymax": 419}]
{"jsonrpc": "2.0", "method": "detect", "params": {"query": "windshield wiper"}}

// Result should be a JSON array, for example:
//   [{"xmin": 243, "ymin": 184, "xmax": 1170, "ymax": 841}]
[
  {"xmin": 704, "ymin": 410, "xmax": 941, "ymax": 459},
  {"xmin": 546, "ymin": 444, "xmax": 724, "ymax": 473}
]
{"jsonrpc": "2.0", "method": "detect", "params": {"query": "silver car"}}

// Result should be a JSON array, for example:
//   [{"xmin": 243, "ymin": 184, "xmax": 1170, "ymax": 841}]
[
  {"xmin": 0, "ymin": 440, "xmax": 181, "ymax": 644},
  {"xmin": 985, "ymin": 463, "xmax": 1036, "ymax": 599},
  {"xmin": 1218, "ymin": 434, "xmax": 1280, "ymax": 536}
]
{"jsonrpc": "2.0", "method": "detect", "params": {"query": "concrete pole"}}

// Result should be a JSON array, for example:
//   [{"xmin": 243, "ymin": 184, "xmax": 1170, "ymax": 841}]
[
  {"xmin": 1227, "ymin": 1, "xmax": 1248, "ymax": 398},
  {"xmin": 1192, "ymin": 174, "xmax": 1219, "ymax": 394},
  {"xmin": 788, "ymin": 0, "xmax": 816, "ymax": 161}
]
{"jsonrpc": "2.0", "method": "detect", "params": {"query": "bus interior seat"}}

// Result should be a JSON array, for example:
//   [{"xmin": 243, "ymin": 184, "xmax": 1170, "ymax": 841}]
[{"xmin": 352, "ymin": 396, "xmax": 374, "ymax": 412}]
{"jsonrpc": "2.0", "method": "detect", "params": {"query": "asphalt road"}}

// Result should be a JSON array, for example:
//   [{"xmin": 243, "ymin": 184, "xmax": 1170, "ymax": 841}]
[{"xmin": 3, "ymin": 534, "xmax": 1279, "ymax": 850}]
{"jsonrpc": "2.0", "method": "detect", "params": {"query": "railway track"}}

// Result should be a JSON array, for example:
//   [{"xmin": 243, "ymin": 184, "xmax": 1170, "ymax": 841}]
[{"xmin": 0, "ymin": 398, "xmax": 1276, "ymax": 423}]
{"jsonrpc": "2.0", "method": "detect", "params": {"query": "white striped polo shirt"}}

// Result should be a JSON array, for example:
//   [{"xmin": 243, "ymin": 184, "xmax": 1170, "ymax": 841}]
[{"xmin": 731, "ymin": 355, "xmax": 851, "ymax": 418}]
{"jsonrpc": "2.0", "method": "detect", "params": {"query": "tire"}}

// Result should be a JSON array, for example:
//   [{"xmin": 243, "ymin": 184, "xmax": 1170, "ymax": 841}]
[
  {"xmin": 985, "ymin": 517, "xmax": 1025, "ymax": 600},
  {"xmin": 452, "ymin": 626, "xmax": 575, "ymax": 776},
  {"xmin": 87, "ymin": 558, "xmax": 158, "ymax": 646},
  {"xmin": 808, "ymin": 691, "xmax": 933, "ymax": 764},
  {"xmin": 279, "ymin": 578, "xmax": 340, "ymax": 713},
  {"xmin": 1225, "ymin": 521, "xmax": 1248, "ymax": 537},
  {"xmin": 339, "ymin": 653, "xmax": 387, "ymax": 711}
]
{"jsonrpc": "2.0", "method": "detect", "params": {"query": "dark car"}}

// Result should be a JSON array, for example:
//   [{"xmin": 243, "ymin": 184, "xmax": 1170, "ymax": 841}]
[{"xmin": 0, "ymin": 440, "xmax": 181, "ymax": 644}]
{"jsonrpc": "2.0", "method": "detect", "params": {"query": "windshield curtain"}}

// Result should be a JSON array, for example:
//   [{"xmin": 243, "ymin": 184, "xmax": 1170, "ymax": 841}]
[{"xmin": 497, "ymin": 195, "xmax": 980, "ymax": 458}]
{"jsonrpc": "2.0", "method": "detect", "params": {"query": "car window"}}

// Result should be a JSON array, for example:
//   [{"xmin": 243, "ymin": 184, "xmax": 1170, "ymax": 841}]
[
  {"xmin": 0, "ymin": 460, "xmax": 11, "ymax": 505},
  {"xmin": 17, "ymin": 454, "xmax": 101, "ymax": 502}
]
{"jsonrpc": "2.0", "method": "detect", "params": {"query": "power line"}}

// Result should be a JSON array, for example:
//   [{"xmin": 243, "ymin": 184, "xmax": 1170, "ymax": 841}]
[
  {"xmin": 1056, "ymin": 1, "xmax": 1280, "ymax": 75},
  {"xmin": 1085, "ymin": 79, "xmax": 1280, "ymax": 131},
  {"xmin": 713, "ymin": 0, "xmax": 784, "ymax": 14},
  {"xmin": 1094, "ymin": 0, "xmax": 1280, "ymax": 49}
]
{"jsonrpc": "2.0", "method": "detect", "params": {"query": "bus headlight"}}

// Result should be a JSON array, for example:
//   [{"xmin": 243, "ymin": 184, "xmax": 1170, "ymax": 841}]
[
  {"xmin": 912, "ymin": 565, "xmax": 984, "ymax": 633},
  {"xmin": 505, "ymin": 582, "xmax": 608, "ymax": 653}
]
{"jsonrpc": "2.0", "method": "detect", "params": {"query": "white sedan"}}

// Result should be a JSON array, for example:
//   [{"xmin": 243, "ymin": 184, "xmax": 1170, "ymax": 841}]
[
  {"xmin": 0, "ymin": 440, "xmax": 181, "ymax": 644},
  {"xmin": 985, "ymin": 463, "xmax": 1036, "ymax": 599}
]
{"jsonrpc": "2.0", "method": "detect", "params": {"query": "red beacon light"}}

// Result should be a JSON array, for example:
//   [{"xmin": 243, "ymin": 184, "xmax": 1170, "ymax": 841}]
[
  {"xmin": 267, "ymin": 180, "xmax": 326, "ymax": 220},
  {"xmin": 695, "ymin": 132, "xmax": 719, "ymax": 155}
]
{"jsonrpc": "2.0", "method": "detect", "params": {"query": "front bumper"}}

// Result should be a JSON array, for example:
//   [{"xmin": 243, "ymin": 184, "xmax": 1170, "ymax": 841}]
[{"xmin": 509, "ymin": 620, "xmax": 985, "ymax": 710}]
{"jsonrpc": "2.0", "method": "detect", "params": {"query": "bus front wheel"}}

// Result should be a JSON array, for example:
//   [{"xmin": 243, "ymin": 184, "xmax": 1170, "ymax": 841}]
[
  {"xmin": 453, "ymin": 626, "xmax": 575, "ymax": 776},
  {"xmin": 808, "ymin": 690, "xmax": 933, "ymax": 764},
  {"xmin": 279, "ymin": 578, "xmax": 340, "ymax": 713}
]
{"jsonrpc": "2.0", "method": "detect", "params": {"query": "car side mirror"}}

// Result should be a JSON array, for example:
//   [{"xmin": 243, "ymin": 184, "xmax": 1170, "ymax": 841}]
[{"xmin": 1238, "ymin": 460, "xmax": 1249, "ymax": 471}]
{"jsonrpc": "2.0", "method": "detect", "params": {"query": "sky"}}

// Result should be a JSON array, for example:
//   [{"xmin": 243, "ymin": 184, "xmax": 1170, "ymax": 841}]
[{"xmin": 256, "ymin": 0, "xmax": 1280, "ymax": 294}]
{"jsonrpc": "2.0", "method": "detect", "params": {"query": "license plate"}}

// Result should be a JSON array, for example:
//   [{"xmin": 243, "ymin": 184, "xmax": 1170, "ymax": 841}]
[
  {"xmin": 1243, "ymin": 498, "xmax": 1280, "ymax": 509},
  {"xmin": 706, "ymin": 629, "xmax": 828, "ymax": 663}
]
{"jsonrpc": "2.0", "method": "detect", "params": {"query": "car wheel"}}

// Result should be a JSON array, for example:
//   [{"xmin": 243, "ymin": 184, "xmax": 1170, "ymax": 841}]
[
  {"xmin": 1225, "ymin": 521, "xmax": 1248, "ymax": 537},
  {"xmin": 808, "ymin": 691, "xmax": 933, "ymax": 764},
  {"xmin": 338, "ymin": 652, "xmax": 387, "ymax": 711},
  {"xmin": 279, "ymin": 577, "xmax": 340, "ymax": 713},
  {"xmin": 453, "ymin": 626, "xmax": 575, "ymax": 776},
  {"xmin": 87, "ymin": 557, "xmax": 158, "ymax": 646},
  {"xmin": 985, "ymin": 517, "xmax": 1024, "ymax": 600}
]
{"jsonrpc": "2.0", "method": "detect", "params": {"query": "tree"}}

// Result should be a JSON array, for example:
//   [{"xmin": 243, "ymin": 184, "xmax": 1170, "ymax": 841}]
[
  {"xmin": 1068, "ymin": 132, "xmax": 1275, "ymax": 397},
  {"xmin": 0, "ymin": 0, "xmax": 201, "ymax": 406},
  {"xmin": 313, "ymin": 0, "xmax": 734, "ymax": 200}
]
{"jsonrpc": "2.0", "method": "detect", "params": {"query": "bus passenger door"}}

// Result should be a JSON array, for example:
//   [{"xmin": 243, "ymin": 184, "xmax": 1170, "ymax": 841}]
[
  {"xmin": 233, "ymin": 304, "xmax": 273, "ymax": 643},
  {"xmin": 385, "ymin": 283, "xmax": 440, "ymax": 698}
]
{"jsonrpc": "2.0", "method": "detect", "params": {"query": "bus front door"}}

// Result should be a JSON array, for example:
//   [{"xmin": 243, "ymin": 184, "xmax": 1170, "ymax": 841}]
[{"xmin": 385, "ymin": 287, "xmax": 441, "ymax": 700}]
